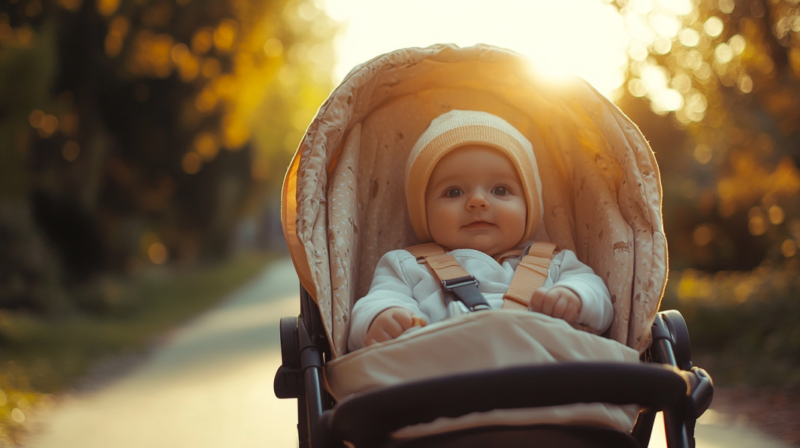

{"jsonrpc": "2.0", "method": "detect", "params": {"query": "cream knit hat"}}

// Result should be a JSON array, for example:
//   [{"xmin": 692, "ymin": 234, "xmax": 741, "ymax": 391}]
[{"xmin": 405, "ymin": 110, "xmax": 543, "ymax": 244}]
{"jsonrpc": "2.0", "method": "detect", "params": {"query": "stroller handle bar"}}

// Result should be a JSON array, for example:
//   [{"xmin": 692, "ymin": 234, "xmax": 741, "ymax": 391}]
[{"xmin": 321, "ymin": 362, "xmax": 711, "ymax": 447}]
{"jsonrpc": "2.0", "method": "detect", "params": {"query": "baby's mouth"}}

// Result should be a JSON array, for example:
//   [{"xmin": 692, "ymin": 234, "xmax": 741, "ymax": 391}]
[{"xmin": 463, "ymin": 221, "xmax": 494, "ymax": 229}]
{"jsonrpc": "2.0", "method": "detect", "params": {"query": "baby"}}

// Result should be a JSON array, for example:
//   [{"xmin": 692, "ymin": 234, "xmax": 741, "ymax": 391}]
[{"xmin": 347, "ymin": 110, "xmax": 613, "ymax": 351}]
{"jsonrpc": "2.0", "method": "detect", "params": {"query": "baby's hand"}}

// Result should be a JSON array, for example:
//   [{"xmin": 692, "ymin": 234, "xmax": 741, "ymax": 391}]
[
  {"xmin": 528, "ymin": 286, "xmax": 582, "ymax": 324},
  {"xmin": 365, "ymin": 307, "xmax": 424, "ymax": 347}
]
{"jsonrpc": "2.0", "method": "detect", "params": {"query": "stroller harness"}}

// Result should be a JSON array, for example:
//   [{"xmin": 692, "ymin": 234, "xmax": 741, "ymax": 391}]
[{"xmin": 407, "ymin": 241, "xmax": 600, "ymax": 334}]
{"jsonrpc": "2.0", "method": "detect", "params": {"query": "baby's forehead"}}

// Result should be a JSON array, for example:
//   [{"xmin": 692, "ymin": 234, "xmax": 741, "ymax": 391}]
[{"xmin": 427, "ymin": 147, "xmax": 521, "ymax": 190}]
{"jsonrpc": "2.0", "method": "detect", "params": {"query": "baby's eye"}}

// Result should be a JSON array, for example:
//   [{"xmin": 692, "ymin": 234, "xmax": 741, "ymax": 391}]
[
  {"xmin": 493, "ymin": 186, "xmax": 509, "ymax": 196},
  {"xmin": 445, "ymin": 188, "xmax": 463, "ymax": 198}
]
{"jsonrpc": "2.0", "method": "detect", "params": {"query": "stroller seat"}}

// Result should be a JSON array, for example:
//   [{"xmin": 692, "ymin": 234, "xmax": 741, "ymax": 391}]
[{"xmin": 273, "ymin": 44, "xmax": 714, "ymax": 447}]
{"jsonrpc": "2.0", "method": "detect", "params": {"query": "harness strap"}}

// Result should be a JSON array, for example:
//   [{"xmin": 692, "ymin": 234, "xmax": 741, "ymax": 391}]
[
  {"xmin": 505, "ymin": 243, "xmax": 600, "ymax": 334},
  {"xmin": 406, "ymin": 243, "xmax": 469, "ymax": 281},
  {"xmin": 502, "ymin": 242, "xmax": 558, "ymax": 311},
  {"xmin": 407, "ymin": 243, "xmax": 491, "ymax": 312}
]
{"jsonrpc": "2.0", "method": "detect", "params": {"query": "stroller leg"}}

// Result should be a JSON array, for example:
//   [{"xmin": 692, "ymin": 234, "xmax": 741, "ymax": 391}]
[
  {"xmin": 663, "ymin": 410, "xmax": 690, "ymax": 448},
  {"xmin": 631, "ymin": 409, "xmax": 657, "ymax": 447},
  {"xmin": 652, "ymin": 312, "xmax": 701, "ymax": 448},
  {"xmin": 298, "ymin": 397, "xmax": 309, "ymax": 448}
]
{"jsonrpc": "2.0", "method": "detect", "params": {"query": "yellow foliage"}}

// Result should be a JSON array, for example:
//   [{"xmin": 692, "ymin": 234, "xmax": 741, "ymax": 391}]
[
  {"xmin": 213, "ymin": 19, "xmax": 238, "ymax": 53},
  {"xmin": 195, "ymin": 88, "xmax": 217, "ymax": 112},
  {"xmin": 104, "ymin": 16, "xmax": 129, "ymax": 57},
  {"xmin": 201, "ymin": 58, "xmax": 221, "ymax": 78},
  {"xmin": 222, "ymin": 112, "xmax": 249, "ymax": 149},
  {"xmin": 141, "ymin": 3, "xmax": 173, "ymax": 28},
  {"xmin": 171, "ymin": 43, "xmax": 199, "ymax": 82},
  {"xmin": 57, "ymin": 0, "xmax": 82, "ymax": 12},
  {"xmin": 191, "ymin": 28, "xmax": 214, "ymax": 55},
  {"xmin": 193, "ymin": 132, "xmax": 219, "ymax": 160},
  {"xmin": 716, "ymin": 155, "xmax": 800, "ymax": 207},
  {"xmin": 676, "ymin": 268, "xmax": 769, "ymax": 304},
  {"xmin": 96, "ymin": 0, "xmax": 119, "ymax": 17},
  {"xmin": 182, "ymin": 152, "xmax": 202, "ymax": 174},
  {"xmin": 127, "ymin": 31, "xmax": 174, "ymax": 78},
  {"xmin": 677, "ymin": 270, "xmax": 713, "ymax": 301}
]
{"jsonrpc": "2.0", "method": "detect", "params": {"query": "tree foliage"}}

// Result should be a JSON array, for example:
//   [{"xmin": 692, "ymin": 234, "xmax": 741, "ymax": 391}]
[
  {"xmin": 614, "ymin": 0, "xmax": 800, "ymax": 271},
  {"xmin": 0, "ymin": 0, "xmax": 335, "ymax": 309}
]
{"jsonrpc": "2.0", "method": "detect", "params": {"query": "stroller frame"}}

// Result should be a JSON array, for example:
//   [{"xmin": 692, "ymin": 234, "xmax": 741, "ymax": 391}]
[{"xmin": 275, "ymin": 286, "xmax": 714, "ymax": 448}]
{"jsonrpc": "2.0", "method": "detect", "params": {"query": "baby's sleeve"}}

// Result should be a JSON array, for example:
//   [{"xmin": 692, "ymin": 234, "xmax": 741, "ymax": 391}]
[
  {"xmin": 550, "ymin": 249, "xmax": 614, "ymax": 333},
  {"xmin": 347, "ymin": 250, "xmax": 425, "ymax": 352}
]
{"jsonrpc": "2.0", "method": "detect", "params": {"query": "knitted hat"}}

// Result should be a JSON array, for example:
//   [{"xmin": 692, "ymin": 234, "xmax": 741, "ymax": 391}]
[{"xmin": 405, "ymin": 110, "xmax": 543, "ymax": 244}]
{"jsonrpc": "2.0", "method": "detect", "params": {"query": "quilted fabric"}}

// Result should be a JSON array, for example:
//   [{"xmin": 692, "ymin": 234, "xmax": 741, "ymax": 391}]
[{"xmin": 281, "ymin": 44, "xmax": 667, "ymax": 358}]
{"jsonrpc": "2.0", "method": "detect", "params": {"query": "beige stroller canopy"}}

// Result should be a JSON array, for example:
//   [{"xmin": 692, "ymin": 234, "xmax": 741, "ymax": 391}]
[{"xmin": 281, "ymin": 44, "xmax": 667, "ymax": 359}]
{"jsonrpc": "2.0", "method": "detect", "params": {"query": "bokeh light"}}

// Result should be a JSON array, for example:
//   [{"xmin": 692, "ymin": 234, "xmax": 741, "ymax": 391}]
[
  {"xmin": 781, "ymin": 239, "xmax": 797, "ymax": 258},
  {"xmin": 703, "ymin": 16, "xmax": 724, "ymax": 37},
  {"xmin": 693, "ymin": 144, "xmax": 712, "ymax": 165},
  {"xmin": 61, "ymin": 141, "xmax": 80, "ymax": 162},
  {"xmin": 11, "ymin": 408, "xmax": 25, "ymax": 424},
  {"xmin": 693, "ymin": 224, "xmax": 714, "ymax": 246},
  {"xmin": 194, "ymin": 132, "xmax": 220, "ymax": 160},
  {"xmin": 182, "ymin": 152, "xmax": 202, "ymax": 174},
  {"xmin": 748, "ymin": 207, "xmax": 767, "ymax": 236},
  {"xmin": 148, "ymin": 243, "xmax": 169, "ymax": 264},
  {"xmin": 96, "ymin": 0, "xmax": 120, "ymax": 17},
  {"xmin": 325, "ymin": 0, "xmax": 630, "ymax": 99}
]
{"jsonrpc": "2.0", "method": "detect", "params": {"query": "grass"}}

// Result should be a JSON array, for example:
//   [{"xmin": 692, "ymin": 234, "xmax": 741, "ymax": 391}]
[
  {"xmin": 661, "ymin": 260, "xmax": 800, "ymax": 389},
  {"xmin": 0, "ymin": 252, "xmax": 275, "ymax": 444}
]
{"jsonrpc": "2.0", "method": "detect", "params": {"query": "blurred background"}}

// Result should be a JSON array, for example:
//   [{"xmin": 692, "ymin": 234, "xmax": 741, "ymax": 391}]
[{"xmin": 0, "ymin": 0, "xmax": 798, "ymax": 444}]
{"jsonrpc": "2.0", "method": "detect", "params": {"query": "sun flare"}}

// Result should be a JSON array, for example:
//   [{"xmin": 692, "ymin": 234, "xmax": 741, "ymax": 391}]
[{"xmin": 324, "ymin": 0, "xmax": 630, "ymax": 99}]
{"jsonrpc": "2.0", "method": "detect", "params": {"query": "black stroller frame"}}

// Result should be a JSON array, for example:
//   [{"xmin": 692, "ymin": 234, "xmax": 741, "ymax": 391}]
[{"xmin": 275, "ymin": 286, "xmax": 714, "ymax": 448}]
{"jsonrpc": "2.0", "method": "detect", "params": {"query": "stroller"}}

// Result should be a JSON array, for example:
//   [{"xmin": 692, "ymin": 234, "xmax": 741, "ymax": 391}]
[{"xmin": 274, "ymin": 44, "xmax": 713, "ymax": 448}]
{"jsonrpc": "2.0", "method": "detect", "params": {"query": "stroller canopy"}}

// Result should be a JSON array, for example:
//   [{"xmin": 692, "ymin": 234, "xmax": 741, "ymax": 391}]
[{"xmin": 281, "ymin": 44, "xmax": 666, "ymax": 359}]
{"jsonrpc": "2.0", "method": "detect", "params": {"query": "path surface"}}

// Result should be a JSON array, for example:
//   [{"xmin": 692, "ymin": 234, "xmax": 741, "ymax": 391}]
[{"xmin": 22, "ymin": 258, "xmax": 793, "ymax": 448}]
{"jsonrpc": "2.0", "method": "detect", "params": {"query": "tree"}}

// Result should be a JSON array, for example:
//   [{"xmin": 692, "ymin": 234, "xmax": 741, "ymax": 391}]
[
  {"xmin": 0, "ymin": 0, "xmax": 335, "ymax": 309},
  {"xmin": 614, "ymin": 0, "xmax": 800, "ymax": 271}
]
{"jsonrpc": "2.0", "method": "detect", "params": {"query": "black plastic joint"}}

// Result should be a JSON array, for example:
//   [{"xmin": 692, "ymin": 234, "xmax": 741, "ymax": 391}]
[
  {"xmin": 686, "ymin": 367, "xmax": 714, "ymax": 419},
  {"xmin": 274, "ymin": 366, "xmax": 304, "ymax": 399},
  {"xmin": 651, "ymin": 315, "xmax": 672, "ymax": 343},
  {"xmin": 301, "ymin": 346, "xmax": 323, "ymax": 370},
  {"xmin": 298, "ymin": 319, "xmax": 324, "ymax": 370}
]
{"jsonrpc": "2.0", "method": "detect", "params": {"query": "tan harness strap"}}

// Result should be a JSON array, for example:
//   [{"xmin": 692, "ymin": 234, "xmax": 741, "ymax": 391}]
[
  {"xmin": 406, "ymin": 243, "xmax": 471, "ymax": 283},
  {"xmin": 502, "ymin": 242, "xmax": 558, "ymax": 311},
  {"xmin": 495, "ymin": 249, "xmax": 523, "ymax": 265}
]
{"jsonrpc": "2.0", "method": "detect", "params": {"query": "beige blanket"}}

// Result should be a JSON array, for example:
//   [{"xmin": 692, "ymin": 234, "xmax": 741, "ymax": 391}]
[{"xmin": 324, "ymin": 310, "xmax": 641, "ymax": 439}]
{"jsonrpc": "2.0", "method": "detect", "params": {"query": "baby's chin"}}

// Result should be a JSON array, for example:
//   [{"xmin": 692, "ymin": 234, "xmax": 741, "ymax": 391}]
[{"xmin": 451, "ymin": 241, "xmax": 516, "ymax": 257}]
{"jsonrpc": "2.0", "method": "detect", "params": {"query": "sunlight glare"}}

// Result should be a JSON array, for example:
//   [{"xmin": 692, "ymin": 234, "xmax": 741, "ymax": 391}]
[{"xmin": 324, "ymin": 0, "xmax": 630, "ymax": 99}]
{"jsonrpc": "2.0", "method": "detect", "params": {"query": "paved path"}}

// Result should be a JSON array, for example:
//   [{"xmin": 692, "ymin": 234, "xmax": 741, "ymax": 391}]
[
  {"xmin": 22, "ymin": 258, "xmax": 793, "ymax": 448},
  {"xmin": 24, "ymin": 259, "xmax": 301, "ymax": 448}
]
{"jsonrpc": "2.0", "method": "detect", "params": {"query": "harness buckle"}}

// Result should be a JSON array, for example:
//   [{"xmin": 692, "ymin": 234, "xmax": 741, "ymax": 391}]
[
  {"xmin": 441, "ymin": 275, "xmax": 479, "ymax": 290},
  {"xmin": 441, "ymin": 276, "xmax": 491, "ymax": 312}
]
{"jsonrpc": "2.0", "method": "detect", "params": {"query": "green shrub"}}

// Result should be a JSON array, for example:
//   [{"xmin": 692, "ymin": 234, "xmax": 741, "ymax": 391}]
[{"xmin": 662, "ymin": 261, "xmax": 800, "ymax": 387}]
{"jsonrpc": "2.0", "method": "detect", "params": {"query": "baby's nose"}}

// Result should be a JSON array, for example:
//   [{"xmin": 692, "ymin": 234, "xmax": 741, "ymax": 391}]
[{"xmin": 466, "ymin": 191, "xmax": 489, "ymax": 209}]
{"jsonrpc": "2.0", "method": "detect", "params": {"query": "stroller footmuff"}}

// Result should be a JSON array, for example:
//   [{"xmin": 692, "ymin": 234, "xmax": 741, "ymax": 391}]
[
  {"xmin": 325, "ymin": 311, "xmax": 639, "ymax": 438},
  {"xmin": 274, "ymin": 44, "xmax": 714, "ymax": 447}
]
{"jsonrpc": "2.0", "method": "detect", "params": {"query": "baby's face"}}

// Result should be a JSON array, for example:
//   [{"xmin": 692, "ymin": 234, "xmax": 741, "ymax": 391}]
[{"xmin": 425, "ymin": 145, "xmax": 526, "ymax": 257}]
